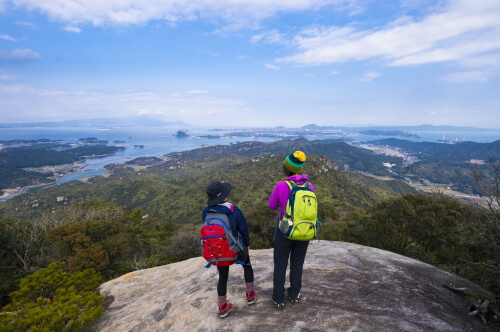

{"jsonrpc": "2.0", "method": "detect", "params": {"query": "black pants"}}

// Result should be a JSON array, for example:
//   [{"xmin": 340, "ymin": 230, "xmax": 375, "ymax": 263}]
[
  {"xmin": 217, "ymin": 254, "xmax": 254, "ymax": 296},
  {"xmin": 272, "ymin": 230, "xmax": 309, "ymax": 304}
]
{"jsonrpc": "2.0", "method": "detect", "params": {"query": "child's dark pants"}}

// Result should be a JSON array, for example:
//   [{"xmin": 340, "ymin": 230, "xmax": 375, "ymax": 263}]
[{"xmin": 217, "ymin": 255, "xmax": 254, "ymax": 296}]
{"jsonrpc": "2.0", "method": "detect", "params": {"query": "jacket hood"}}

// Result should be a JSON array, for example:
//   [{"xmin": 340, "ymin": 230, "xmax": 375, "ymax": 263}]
[
  {"xmin": 285, "ymin": 174, "xmax": 309, "ymax": 183},
  {"xmin": 203, "ymin": 203, "xmax": 234, "ymax": 215}
]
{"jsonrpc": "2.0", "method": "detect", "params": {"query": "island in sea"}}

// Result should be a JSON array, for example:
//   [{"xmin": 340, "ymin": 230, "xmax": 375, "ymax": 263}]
[{"xmin": 173, "ymin": 130, "xmax": 189, "ymax": 138}]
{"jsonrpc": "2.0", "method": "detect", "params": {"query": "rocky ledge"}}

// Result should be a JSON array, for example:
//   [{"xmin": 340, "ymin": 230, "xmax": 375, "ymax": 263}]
[{"xmin": 85, "ymin": 241, "xmax": 493, "ymax": 332}]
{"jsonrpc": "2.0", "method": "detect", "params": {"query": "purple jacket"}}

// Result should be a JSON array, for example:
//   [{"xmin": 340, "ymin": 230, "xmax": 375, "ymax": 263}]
[{"xmin": 268, "ymin": 174, "xmax": 315, "ymax": 219}]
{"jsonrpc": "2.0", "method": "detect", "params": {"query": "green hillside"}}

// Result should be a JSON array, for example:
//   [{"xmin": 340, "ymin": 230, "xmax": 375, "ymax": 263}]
[
  {"xmin": 172, "ymin": 138, "xmax": 403, "ymax": 175},
  {"xmin": 0, "ymin": 153, "xmax": 416, "ymax": 222},
  {"xmin": 370, "ymin": 138, "xmax": 500, "ymax": 163},
  {"xmin": 368, "ymin": 139, "xmax": 500, "ymax": 194}
]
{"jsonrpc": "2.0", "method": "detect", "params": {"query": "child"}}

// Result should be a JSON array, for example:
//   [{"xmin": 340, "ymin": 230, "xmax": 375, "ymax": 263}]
[
  {"xmin": 268, "ymin": 151, "xmax": 315, "ymax": 309},
  {"xmin": 202, "ymin": 181, "xmax": 258, "ymax": 318}
]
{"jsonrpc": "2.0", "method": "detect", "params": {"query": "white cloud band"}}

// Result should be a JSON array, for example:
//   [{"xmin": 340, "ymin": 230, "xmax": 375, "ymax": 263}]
[
  {"xmin": 7, "ymin": 0, "xmax": 348, "ymax": 29},
  {"xmin": 0, "ymin": 48, "xmax": 40, "ymax": 61},
  {"xmin": 277, "ymin": 0, "xmax": 500, "ymax": 71}
]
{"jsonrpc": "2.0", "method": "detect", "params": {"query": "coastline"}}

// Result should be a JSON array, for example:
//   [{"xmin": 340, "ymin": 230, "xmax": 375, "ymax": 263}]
[
  {"xmin": 1, "ymin": 129, "xmax": 499, "ymax": 202},
  {"xmin": 0, "ymin": 162, "xmax": 89, "ymax": 201}
]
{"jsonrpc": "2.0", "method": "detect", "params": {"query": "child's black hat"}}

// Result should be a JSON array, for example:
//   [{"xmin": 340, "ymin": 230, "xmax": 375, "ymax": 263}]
[{"xmin": 206, "ymin": 181, "xmax": 232, "ymax": 206}]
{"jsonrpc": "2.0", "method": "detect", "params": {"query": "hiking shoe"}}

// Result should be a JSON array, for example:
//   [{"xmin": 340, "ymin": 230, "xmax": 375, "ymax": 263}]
[
  {"xmin": 274, "ymin": 301, "xmax": 285, "ymax": 310},
  {"xmin": 289, "ymin": 293, "xmax": 300, "ymax": 304},
  {"xmin": 246, "ymin": 291, "xmax": 259, "ymax": 305},
  {"xmin": 219, "ymin": 302, "xmax": 233, "ymax": 318}
]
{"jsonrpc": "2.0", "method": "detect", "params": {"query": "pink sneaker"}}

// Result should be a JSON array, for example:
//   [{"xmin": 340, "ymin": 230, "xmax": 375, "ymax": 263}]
[
  {"xmin": 246, "ymin": 291, "xmax": 259, "ymax": 305},
  {"xmin": 219, "ymin": 302, "xmax": 233, "ymax": 318}
]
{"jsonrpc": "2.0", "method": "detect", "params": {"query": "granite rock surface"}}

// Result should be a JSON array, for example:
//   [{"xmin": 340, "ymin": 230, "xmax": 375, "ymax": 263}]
[{"xmin": 85, "ymin": 241, "xmax": 493, "ymax": 332}]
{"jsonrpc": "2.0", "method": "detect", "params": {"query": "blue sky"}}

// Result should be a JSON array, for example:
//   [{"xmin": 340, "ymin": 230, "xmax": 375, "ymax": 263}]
[{"xmin": 0, "ymin": 0, "xmax": 499, "ymax": 128}]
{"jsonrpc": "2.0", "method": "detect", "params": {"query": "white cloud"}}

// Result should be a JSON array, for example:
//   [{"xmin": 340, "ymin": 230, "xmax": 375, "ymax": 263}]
[
  {"xmin": 7, "ymin": 0, "xmax": 350, "ymax": 30},
  {"xmin": 206, "ymin": 50, "xmax": 220, "ymax": 57},
  {"xmin": 277, "ymin": 0, "xmax": 500, "ymax": 73},
  {"xmin": 0, "ymin": 82, "xmax": 36, "ymax": 94},
  {"xmin": 458, "ymin": 53, "xmax": 500, "ymax": 69},
  {"xmin": 38, "ymin": 90, "xmax": 66, "ymax": 97},
  {"xmin": 251, "ymin": 29, "xmax": 288, "ymax": 45},
  {"xmin": 137, "ymin": 109, "xmax": 166, "ymax": 116},
  {"xmin": 186, "ymin": 90, "xmax": 209, "ymax": 94},
  {"xmin": 0, "ymin": 48, "xmax": 40, "ymax": 61},
  {"xmin": 0, "ymin": 73, "xmax": 16, "ymax": 80},
  {"xmin": 329, "ymin": 70, "xmax": 339, "ymax": 75},
  {"xmin": 440, "ymin": 71, "xmax": 490, "ymax": 83},
  {"xmin": 264, "ymin": 63, "xmax": 280, "ymax": 70},
  {"xmin": 361, "ymin": 71, "xmax": 380, "ymax": 82},
  {"xmin": 170, "ymin": 90, "xmax": 209, "ymax": 97},
  {"xmin": 14, "ymin": 21, "xmax": 38, "ymax": 28},
  {"xmin": 0, "ymin": 34, "xmax": 16, "ymax": 41},
  {"xmin": 389, "ymin": 38, "xmax": 500, "ymax": 66},
  {"xmin": 0, "ymin": 83, "xmax": 246, "ymax": 124},
  {"xmin": 63, "ymin": 26, "xmax": 81, "ymax": 33}
]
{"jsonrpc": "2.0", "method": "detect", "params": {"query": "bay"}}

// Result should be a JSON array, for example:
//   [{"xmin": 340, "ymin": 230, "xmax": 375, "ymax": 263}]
[
  {"xmin": 1, "ymin": 126, "xmax": 499, "ymax": 193},
  {"xmin": 0, "ymin": 127, "xmax": 281, "ymax": 200}
]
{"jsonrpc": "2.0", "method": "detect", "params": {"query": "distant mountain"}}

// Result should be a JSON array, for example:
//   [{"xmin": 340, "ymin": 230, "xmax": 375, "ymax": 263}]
[
  {"xmin": 303, "ymin": 123, "xmax": 331, "ymax": 130},
  {"xmin": 0, "ymin": 116, "xmax": 191, "ymax": 128},
  {"xmin": 302, "ymin": 124, "xmax": 497, "ymax": 132}
]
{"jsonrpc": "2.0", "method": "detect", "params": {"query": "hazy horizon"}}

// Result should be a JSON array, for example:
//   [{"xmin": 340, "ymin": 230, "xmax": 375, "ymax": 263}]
[
  {"xmin": 1, "ymin": 1, "xmax": 500, "ymax": 128},
  {"xmin": 2, "ymin": 116, "xmax": 500, "ymax": 132}
]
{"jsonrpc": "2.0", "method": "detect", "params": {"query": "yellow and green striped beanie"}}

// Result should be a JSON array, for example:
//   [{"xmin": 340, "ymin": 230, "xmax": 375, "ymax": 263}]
[{"xmin": 284, "ymin": 151, "xmax": 307, "ymax": 174}]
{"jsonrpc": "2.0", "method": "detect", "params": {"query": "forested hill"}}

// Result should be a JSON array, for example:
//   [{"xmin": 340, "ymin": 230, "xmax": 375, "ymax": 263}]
[
  {"xmin": 367, "ymin": 138, "xmax": 500, "ymax": 194},
  {"xmin": 0, "ymin": 153, "xmax": 416, "ymax": 222},
  {"xmin": 167, "ymin": 138, "xmax": 403, "ymax": 175},
  {"xmin": 370, "ymin": 138, "xmax": 500, "ymax": 163}
]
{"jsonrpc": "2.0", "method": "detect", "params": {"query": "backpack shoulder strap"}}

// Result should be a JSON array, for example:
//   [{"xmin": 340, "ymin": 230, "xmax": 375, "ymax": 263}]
[
  {"xmin": 204, "ymin": 212, "xmax": 230, "ymax": 229},
  {"xmin": 285, "ymin": 180, "xmax": 296, "ymax": 189}
]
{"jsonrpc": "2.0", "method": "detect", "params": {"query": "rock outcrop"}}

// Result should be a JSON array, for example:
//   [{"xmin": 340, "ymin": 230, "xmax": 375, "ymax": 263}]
[
  {"xmin": 86, "ymin": 241, "xmax": 493, "ymax": 331},
  {"xmin": 174, "ymin": 131, "xmax": 189, "ymax": 138}
]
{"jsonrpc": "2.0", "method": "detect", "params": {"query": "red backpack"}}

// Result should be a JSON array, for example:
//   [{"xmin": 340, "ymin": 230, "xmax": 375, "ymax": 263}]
[{"xmin": 200, "ymin": 211, "xmax": 243, "ymax": 267}]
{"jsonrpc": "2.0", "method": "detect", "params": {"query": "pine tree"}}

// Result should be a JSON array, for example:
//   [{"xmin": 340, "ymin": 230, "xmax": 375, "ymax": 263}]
[{"xmin": 0, "ymin": 262, "xmax": 104, "ymax": 331}]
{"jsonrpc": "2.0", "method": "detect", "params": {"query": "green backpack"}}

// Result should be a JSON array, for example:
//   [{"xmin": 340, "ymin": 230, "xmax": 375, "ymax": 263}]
[{"xmin": 278, "ymin": 180, "xmax": 319, "ymax": 241}]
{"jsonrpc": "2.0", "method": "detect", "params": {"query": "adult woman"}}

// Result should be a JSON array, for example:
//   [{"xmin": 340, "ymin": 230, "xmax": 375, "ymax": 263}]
[{"xmin": 268, "ymin": 151, "xmax": 315, "ymax": 309}]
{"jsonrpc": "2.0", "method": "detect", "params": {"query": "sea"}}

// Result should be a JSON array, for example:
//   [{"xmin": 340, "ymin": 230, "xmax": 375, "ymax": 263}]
[{"xmin": 1, "ymin": 126, "xmax": 499, "ymax": 200}]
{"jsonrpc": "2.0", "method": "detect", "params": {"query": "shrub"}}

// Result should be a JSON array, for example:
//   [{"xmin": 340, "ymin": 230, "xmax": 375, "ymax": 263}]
[
  {"xmin": 47, "ymin": 220, "xmax": 131, "ymax": 273},
  {"xmin": 165, "ymin": 225, "xmax": 200, "ymax": 262},
  {"xmin": 0, "ymin": 262, "xmax": 104, "ymax": 331}
]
